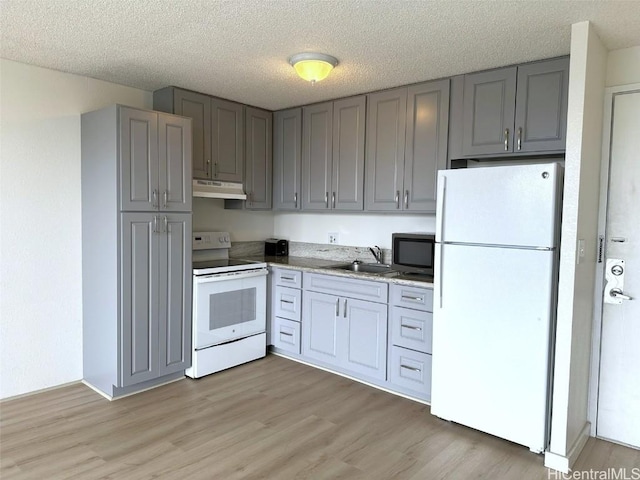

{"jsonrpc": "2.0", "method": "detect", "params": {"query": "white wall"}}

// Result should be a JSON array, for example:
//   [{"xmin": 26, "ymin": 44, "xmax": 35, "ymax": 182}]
[
  {"xmin": 0, "ymin": 59, "xmax": 152, "ymax": 399},
  {"xmin": 546, "ymin": 22, "xmax": 607, "ymax": 470},
  {"xmin": 274, "ymin": 213, "xmax": 435, "ymax": 249},
  {"xmin": 193, "ymin": 198, "xmax": 274, "ymax": 241},
  {"xmin": 606, "ymin": 45, "xmax": 640, "ymax": 87}
]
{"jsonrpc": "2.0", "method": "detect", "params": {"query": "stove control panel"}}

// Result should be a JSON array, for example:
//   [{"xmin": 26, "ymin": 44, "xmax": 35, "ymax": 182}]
[{"xmin": 193, "ymin": 231, "xmax": 231, "ymax": 250}]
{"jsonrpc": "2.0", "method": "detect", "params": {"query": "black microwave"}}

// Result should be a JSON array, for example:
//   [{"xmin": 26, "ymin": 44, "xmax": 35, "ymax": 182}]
[{"xmin": 392, "ymin": 233, "xmax": 436, "ymax": 276}]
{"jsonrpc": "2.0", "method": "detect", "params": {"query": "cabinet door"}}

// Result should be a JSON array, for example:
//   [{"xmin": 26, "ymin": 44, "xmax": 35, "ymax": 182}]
[
  {"xmin": 173, "ymin": 89, "xmax": 211, "ymax": 179},
  {"xmin": 120, "ymin": 213, "xmax": 160, "ymax": 387},
  {"xmin": 404, "ymin": 80, "xmax": 449, "ymax": 212},
  {"xmin": 302, "ymin": 102, "xmax": 333, "ymax": 210},
  {"xmin": 158, "ymin": 213, "xmax": 192, "ymax": 376},
  {"xmin": 302, "ymin": 291, "xmax": 340, "ymax": 366},
  {"xmin": 332, "ymin": 96, "xmax": 366, "ymax": 211},
  {"xmin": 245, "ymin": 107, "xmax": 273, "ymax": 209},
  {"xmin": 158, "ymin": 114, "xmax": 192, "ymax": 212},
  {"xmin": 273, "ymin": 108, "xmax": 302, "ymax": 210},
  {"xmin": 462, "ymin": 67, "xmax": 517, "ymax": 156},
  {"xmin": 514, "ymin": 58, "xmax": 569, "ymax": 153},
  {"xmin": 119, "ymin": 107, "xmax": 158, "ymax": 211},
  {"xmin": 365, "ymin": 88, "xmax": 407, "ymax": 211},
  {"xmin": 211, "ymin": 98, "xmax": 244, "ymax": 182},
  {"xmin": 342, "ymin": 298, "xmax": 388, "ymax": 381}
]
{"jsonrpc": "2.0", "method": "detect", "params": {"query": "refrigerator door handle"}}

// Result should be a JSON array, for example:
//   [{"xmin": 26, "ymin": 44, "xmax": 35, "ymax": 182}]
[
  {"xmin": 436, "ymin": 176, "xmax": 446, "ymax": 241},
  {"xmin": 438, "ymin": 245, "xmax": 443, "ymax": 308}
]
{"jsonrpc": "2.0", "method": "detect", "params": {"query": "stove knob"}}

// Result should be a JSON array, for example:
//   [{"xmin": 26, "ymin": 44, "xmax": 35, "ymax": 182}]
[
  {"xmin": 225, "ymin": 236, "xmax": 230, "ymax": 243},
  {"xmin": 218, "ymin": 236, "xmax": 224, "ymax": 243}
]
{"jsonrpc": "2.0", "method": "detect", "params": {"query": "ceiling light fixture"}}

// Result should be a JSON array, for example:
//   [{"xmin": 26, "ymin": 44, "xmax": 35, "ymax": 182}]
[{"xmin": 289, "ymin": 52, "xmax": 338, "ymax": 85}]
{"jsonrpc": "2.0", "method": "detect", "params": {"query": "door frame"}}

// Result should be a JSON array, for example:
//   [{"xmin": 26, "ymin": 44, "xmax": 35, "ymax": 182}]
[{"xmin": 588, "ymin": 82, "xmax": 640, "ymax": 437}]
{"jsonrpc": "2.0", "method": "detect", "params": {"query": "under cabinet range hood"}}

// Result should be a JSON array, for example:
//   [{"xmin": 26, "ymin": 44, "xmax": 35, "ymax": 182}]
[{"xmin": 192, "ymin": 179, "xmax": 247, "ymax": 200}]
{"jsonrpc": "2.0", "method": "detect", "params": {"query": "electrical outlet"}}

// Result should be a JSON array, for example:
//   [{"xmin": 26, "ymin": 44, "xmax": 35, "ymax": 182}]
[{"xmin": 328, "ymin": 232, "xmax": 339, "ymax": 244}]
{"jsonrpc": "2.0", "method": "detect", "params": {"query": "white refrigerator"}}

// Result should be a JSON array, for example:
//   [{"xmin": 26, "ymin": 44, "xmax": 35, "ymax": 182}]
[{"xmin": 430, "ymin": 163, "xmax": 563, "ymax": 453}]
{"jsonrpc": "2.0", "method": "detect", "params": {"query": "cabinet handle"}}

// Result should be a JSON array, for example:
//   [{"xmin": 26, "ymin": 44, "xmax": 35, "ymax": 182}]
[
  {"xmin": 401, "ymin": 324, "xmax": 423, "ymax": 331},
  {"xmin": 153, "ymin": 215, "xmax": 158, "ymax": 234},
  {"xmin": 294, "ymin": 192, "xmax": 298, "ymax": 209},
  {"xmin": 343, "ymin": 298, "xmax": 347, "ymax": 318},
  {"xmin": 404, "ymin": 190, "xmax": 409, "ymax": 209},
  {"xmin": 504, "ymin": 128, "xmax": 510, "ymax": 151},
  {"xmin": 395, "ymin": 190, "xmax": 400, "ymax": 209},
  {"xmin": 401, "ymin": 365, "xmax": 422, "ymax": 373},
  {"xmin": 152, "ymin": 189, "xmax": 158, "ymax": 208},
  {"xmin": 279, "ymin": 331, "xmax": 294, "ymax": 337},
  {"xmin": 281, "ymin": 276, "xmax": 294, "ymax": 281},
  {"xmin": 248, "ymin": 191, "xmax": 252, "ymax": 206},
  {"xmin": 214, "ymin": 162, "xmax": 218, "ymax": 177},
  {"xmin": 280, "ymin": 299, "xmax": 294, "ymax": 304},
  {"xmin": 332, "ymin": 192, "xmax": 336, "ymax": 208},
  {"xmin": 401, "ymin": 295, "xmax": 423, "ymax": 302},
  {"xmin": 336, "ymin": 298, "xmax": 340, "ymax": 316},
  {"xmin": 163, "ymin": 216, "xmax": 168, "ymax": 233},
  {"xmin": 163, "ymin": 190, "xmax": 168, "ymax": 209},
  {"xmin": 517, "ymin": 127, "xmax": 522, "ymax": 151},
  {"xmin": 325, "ymin": 192, "xmax": 329, "ymax": 207}
]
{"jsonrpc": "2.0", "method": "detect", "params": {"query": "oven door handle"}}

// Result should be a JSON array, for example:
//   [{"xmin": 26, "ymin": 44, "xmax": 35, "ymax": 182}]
[{"xmin": 194, "ymin": 269, "xmax": 268, "ymax": 283}]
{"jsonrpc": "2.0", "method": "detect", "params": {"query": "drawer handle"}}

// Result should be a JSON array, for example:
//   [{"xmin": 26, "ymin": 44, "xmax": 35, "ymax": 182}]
[
  {"xmin": 400, "ymin": 365, "xmax": 421, "ymax": 373},
  {"xmin": 401, "ymin": 324, "xmax": 422, "ymax": 331},
  {"xmin": 281, "ymin": 276, "xmax": 295, "ymax": 281},
  {"xmin": 281, "ymin": 299, "xmax": 294, "ymax": 304},
  {"xmin": 401, "ymin": 295, "xmax": 423, "ymax": 302},
  {"xmin": 280, "ymin": 331, "xmax": 294, "ymax": 337}
]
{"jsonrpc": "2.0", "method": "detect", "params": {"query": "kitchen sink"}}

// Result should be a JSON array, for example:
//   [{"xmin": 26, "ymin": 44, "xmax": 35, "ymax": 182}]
[{"xmin": 329, "ymin": 262, "xmax": 394, "ymax": 274}]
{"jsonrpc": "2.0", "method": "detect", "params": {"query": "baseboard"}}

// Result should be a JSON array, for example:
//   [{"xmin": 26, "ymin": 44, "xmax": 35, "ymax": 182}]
[
  {"xmin": 0, "ymin": 380, "xmax": 82, "ymax": 402},
  {"xmin": 545, "ymin": 421, "xmax": 591, "ymax": 473}
]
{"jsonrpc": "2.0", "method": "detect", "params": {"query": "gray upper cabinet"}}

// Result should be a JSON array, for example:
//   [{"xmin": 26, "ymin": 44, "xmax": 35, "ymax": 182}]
[
  {"xmin": 461, "ymin": 57, "xmax": 569, "ymax": 157},
  {"xmin": 462, "ymin": 67, "xmax": 517, "ymax": 156},
  {"xmin": 366, "ymin": 81, "xmax": 449, "ymax": 213},
  {"xmin": 119, "ymin": 106, "xmax": 191, "ymax": 212},
  {"xmin": 154, "ymin": 87, "xmax": 211, "ymax": 180},
  {"xmin": 332, "ymin": 96, "xmax": 366, "ymax": 211},
  {"xmin": 211, "ymin": 98, "xmax": 244, "ymax": 182},
  {"xmin": 302, "ymin": 97, "xmax": 366, "ymax": 212},
  {"xmin": 302, "ymin": 102, "xmax": 333, "ymax": 210},
  {"xmin": 244, "ymin": 107, "xmax": 273, "ymax": 209},
  {"xmin": 514, "ymin": 58, "xmax": 569, "ymax": 153},
  {"xmin": 273, "ymin": 108, "xmax": 302, "ymax": 210},
  {"xmin": 404, "ymin": 80, "xmax": 450, "ymax": 212},
  {"xmin": 365, "ymin": 88, "xmax": 406, "ymax": 212}
]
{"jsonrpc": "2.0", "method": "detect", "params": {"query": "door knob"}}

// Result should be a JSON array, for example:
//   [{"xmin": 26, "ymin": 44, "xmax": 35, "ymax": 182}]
[{"xmin": 610, "ymin": 289, "xmax": 632, "ymax": 301}]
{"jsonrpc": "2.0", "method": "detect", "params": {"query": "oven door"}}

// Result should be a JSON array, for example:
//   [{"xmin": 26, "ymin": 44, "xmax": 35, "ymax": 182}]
[{"xmin": 193, "ymin": 269, "xmax": 268, "ymax": 349}]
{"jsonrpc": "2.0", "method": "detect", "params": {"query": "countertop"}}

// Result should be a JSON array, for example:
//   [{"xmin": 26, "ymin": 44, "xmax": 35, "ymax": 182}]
[{"xmin": 237, "ymin": 255, "xmax": 434, "ymax": 288}]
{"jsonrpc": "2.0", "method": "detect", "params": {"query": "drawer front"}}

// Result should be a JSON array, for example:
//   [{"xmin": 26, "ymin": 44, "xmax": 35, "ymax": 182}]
[
  {"xmin": 303, "ymin": 273, "xmax": 388, "ymax": 303},
  {"xmin": 274, "ymin": 286, "xmax": 302, "ymax": 321},
  {"xmin": 388, "ymin": 346, "xmax": 432, "ymax": 397},
  {"xmin": 390, "ymin": 284, "xmax": 433, "ymax": 311},
  {"xmin": 273, "ymin": 317, "xmax": 301, "ymax": 354},
  {"xmin": 274, "ymin": 268, "xmax": 302, "ymax": 288},
  {"xmin": 390, "ymin": 306, "xmax": 433, "ymax": 354}
]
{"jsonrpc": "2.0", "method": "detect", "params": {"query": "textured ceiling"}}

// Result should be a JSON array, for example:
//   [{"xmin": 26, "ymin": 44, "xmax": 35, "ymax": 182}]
[{"xmin": 2, "ymin": 0, "xmax": 640, "ymax": 110}]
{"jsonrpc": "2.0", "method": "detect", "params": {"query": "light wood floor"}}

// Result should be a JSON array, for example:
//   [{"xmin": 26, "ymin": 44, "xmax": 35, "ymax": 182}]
[{"xmin": 1, "ymin": 354, "xmax": 639, "ymax": 479}]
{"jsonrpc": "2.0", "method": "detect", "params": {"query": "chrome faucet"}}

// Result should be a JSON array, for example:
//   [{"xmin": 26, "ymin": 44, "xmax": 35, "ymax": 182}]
[{"xmin": 369, "ymin": 246, "xmax": 383, "ymax": 264}]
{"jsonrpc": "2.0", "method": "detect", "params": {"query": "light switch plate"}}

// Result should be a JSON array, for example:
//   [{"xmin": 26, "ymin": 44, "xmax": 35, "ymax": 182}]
[{"xmin": 328, "ymin": 232, "xmax": 339, "ymax": 245}]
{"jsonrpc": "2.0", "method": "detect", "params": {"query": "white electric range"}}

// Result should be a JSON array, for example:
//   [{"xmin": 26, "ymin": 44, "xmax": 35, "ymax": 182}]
[{"xmin": 186, "ymin": 231, "xmax": 268, "ymax": 379}]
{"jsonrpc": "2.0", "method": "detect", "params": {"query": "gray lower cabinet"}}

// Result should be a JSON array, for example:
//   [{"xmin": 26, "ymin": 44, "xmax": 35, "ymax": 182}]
[
  {"xmin": 366, "ymin": 80, "xmax": 449, "ymax": 213},
  {"xmin": 82, "ymin": 104, "xmax": 193, "ymax": 399},
  {"xmin": 244, "ymin": 107, "xmax": 272, "ymax": 209},
  {"xmin": 302, "ymin": 96, "xmax": 366, "ymax": 211},
  {"xmin": 388, "ymin": 284, "xmax": 433, "ymax": 400},
  {"xmin": 270, "ymin": 268, "xmax": 302, "ymax": 353},
  {"xmin": 273, "ymin": 108, "xmax": 302, "ymax": 210},
  {"xmin": 461, "ymin": 57, "xmax": 569, "ymax": 157},
  {"xmin": 302, "ymin": 273, "xmax": 388, "ymax": 381}
]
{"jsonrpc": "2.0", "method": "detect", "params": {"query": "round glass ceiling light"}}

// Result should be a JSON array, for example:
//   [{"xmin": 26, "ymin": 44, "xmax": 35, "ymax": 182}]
[{"xmin": 289, "ymin": 53, "xmax": 338, "ymax": 85}]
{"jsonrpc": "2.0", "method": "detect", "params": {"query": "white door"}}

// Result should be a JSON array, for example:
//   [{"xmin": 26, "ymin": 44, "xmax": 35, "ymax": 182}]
[{"xmin": 597, "ymin": 90, "xmax": 640, "ymax": 449}]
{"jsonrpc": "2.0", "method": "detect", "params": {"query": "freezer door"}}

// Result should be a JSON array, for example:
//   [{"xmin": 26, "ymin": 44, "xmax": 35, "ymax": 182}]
[
  {"xmin": 431, "ymin": 243, "xmax": 556, "ymax": 452},
  {"xmin": 436, "ymin": 163, "xmax": 561, "ymax": 248}
]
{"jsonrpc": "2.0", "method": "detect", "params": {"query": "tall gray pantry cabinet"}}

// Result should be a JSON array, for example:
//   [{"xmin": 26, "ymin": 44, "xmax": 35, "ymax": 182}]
[{"xmin": 82, "ymin": 105, "xmax": 193, "ymax": 399}]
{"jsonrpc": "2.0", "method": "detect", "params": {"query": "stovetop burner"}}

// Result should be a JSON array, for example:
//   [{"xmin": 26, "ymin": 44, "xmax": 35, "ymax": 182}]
[{"xmin": 193, "ymin": 258, "xmax": 259, "ymax": 270}]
